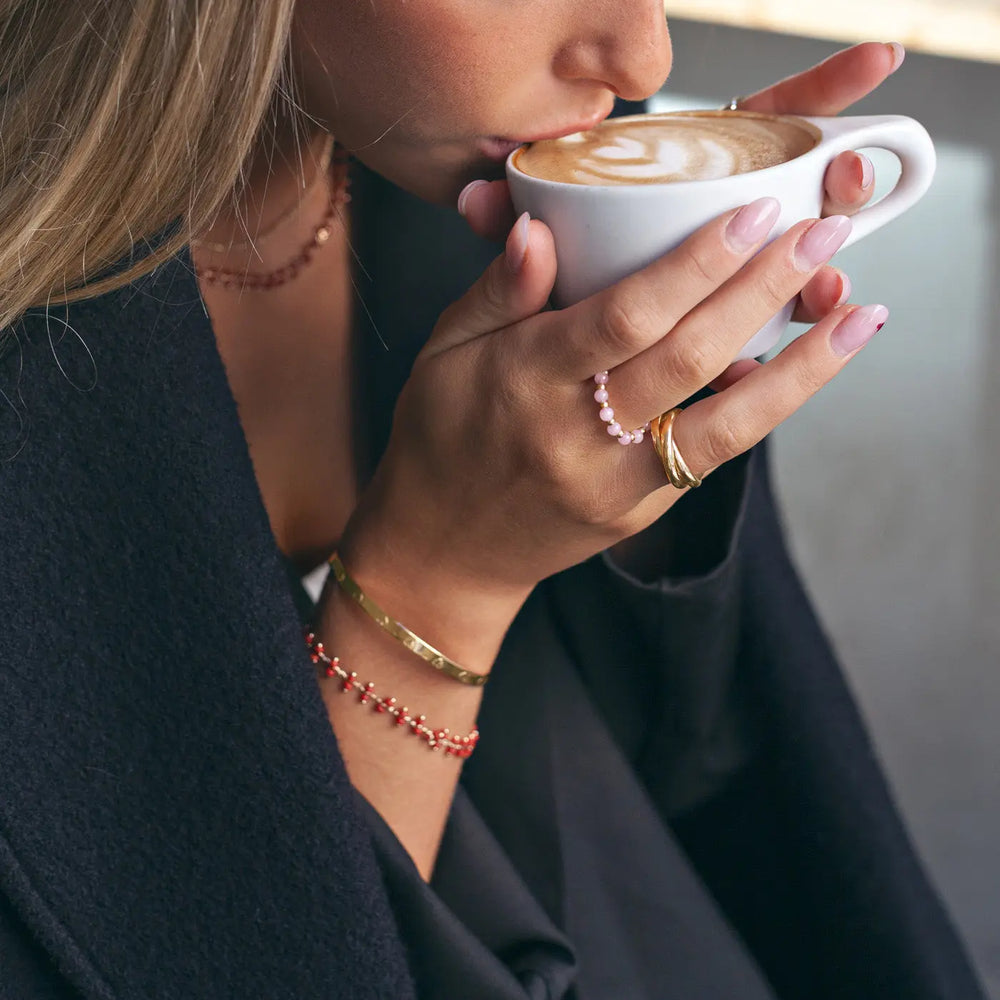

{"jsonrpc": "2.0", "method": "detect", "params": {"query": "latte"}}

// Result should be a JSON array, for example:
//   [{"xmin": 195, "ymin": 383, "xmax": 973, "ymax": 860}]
[{"xmin": 512, "ymin": 111, "xmax": 820, "ymax": 186}]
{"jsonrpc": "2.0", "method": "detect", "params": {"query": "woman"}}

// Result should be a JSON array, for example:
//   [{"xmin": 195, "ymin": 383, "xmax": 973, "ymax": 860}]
[{"xmin": 0, "ymin": 2, "xmax": 985, "ymax": 997}]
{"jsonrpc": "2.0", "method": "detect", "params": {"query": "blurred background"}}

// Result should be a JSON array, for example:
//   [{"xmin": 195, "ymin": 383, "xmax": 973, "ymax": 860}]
[{"xmin": 660, "ymin": 6, "xmax": 1000, "ymax": 996}]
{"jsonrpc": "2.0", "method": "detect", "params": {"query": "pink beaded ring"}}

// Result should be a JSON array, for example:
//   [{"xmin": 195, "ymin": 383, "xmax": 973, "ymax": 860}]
[{"xmin": 592, "ymin": 372, "xmax": 650, "ymax": 446}]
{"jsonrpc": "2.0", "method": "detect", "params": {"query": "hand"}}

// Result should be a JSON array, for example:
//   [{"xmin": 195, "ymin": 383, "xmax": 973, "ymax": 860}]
[
  {"xmin": 738, "ymin": 40, "xmax": 905, "ymax": 322},
  {"xmin": 341, "ymin": 201, "xmax": 887, "ymax": 665},
  {"xmin": 459, "ymin": 41, "xmax": 906, "ymax": 326}
]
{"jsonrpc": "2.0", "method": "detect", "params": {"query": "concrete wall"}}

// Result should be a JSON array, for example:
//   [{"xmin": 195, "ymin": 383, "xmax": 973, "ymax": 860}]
[{"xmin": 659, "ymin": 18, "xmax": 1000, "ymax": 996}]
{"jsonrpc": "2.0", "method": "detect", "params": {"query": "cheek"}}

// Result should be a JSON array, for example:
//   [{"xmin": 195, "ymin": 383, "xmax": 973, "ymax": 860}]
[
  {"xmin": 369, "ymin": 22, "xmax": 518, "ymax": 133},
  {"xmin": 294, "ymin": 0, "xmax": 534, "ymax": 137}
]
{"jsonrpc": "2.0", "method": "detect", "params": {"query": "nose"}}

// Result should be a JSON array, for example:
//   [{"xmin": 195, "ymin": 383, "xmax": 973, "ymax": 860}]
[{"xmin": 552, "ymin": 1, "xmax": 672, "ymax": 102}]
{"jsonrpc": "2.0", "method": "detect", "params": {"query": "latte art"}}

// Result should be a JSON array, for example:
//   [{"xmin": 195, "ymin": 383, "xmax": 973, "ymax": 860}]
[{"xmin": 513, "ymin": 112, "xmax": 820, "ymax": 186}]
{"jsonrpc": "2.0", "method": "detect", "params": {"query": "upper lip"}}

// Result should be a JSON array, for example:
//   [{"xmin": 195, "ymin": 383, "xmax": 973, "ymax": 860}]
[{"xmin": 512, "ymin": 102, "xmax": 615, "ymax": 144}]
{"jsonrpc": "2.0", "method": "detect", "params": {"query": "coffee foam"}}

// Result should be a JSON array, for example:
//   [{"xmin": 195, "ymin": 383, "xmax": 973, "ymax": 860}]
[{"xmin": 513, "ymin": 112, "xmax": 819, "ymax": 185}]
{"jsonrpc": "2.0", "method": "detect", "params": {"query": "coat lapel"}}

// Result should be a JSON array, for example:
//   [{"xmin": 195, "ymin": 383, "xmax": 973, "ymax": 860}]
[{"xmin": 0, "ymin": 254, "xmax": 414, "ymax": 998}]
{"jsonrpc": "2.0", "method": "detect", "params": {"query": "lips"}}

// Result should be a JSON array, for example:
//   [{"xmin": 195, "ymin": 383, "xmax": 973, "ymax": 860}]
[{"xmin": 478, "ymin": 104, "xmax": 615, "ymax": 162}]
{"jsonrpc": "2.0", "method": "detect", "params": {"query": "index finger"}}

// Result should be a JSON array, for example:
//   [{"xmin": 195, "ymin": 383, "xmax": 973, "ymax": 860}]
[{"xmin": 739, "ymin": 42, "xmax": 905, "ymax": 117}]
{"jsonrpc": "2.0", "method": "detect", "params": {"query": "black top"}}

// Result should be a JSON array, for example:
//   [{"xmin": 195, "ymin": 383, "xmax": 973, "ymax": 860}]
[{"xmin": 0, "ymin": 148, "xmax": 987, "ymax": 998}]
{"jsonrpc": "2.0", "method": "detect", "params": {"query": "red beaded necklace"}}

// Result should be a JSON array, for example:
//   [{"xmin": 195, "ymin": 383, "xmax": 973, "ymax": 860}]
[{"xmin": 193, "ymin": 142, "xmax": 350, "ymax": 292}]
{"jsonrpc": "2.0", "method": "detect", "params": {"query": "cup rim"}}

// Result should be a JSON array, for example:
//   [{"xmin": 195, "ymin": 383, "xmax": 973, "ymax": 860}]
[{"xmin": 505, "ymin": 109, "xmax": 825, "ymax": 190}]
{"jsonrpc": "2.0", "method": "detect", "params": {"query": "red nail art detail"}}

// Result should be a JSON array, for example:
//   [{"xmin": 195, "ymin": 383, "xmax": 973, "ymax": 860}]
[{"xmin": 831, "ymin": 304, "xmax": 889, "ymax": 357}]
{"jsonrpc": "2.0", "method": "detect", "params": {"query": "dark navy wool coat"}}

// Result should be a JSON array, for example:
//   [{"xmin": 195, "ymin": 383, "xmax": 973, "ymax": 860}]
[{"xmin": 0, "ymin": 159, "xmax": 987, "ymax": 999}]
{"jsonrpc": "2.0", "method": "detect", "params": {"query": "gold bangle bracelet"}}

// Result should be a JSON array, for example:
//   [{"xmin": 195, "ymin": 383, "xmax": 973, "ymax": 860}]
[{"xmin": 327, "ymin": 553, "xmax": 490, "ymax": 687}]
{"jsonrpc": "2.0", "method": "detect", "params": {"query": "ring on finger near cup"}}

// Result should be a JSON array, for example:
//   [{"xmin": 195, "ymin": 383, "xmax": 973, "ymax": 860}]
[
  {"xmin": 592, "ymin": 372, "xmax": 650, "ymax": 446},
  {"xmin": 650, "ymin": 408, "xmax": 703, "ymax": 490}
]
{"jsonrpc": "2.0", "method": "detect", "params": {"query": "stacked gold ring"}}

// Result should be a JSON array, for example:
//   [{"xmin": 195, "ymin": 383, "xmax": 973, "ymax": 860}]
[{"xmin": 650, "ymin": 408, "xmax": 703, "ymax": 490}]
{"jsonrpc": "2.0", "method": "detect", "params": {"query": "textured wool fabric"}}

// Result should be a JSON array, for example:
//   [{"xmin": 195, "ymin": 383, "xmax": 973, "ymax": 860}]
[{"xmin": 0, "ymin": 261, "xmax": 415, "ymax": 999}]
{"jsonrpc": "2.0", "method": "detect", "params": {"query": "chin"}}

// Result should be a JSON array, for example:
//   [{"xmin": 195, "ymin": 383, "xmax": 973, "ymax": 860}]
[{"xmin": 351, "ymin": 145, "xmax": 505, "ymax": 208}]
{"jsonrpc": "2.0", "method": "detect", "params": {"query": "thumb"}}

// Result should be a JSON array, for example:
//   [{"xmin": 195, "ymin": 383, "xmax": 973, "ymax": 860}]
[{"xmin": 424, "ymin": 213, "xmax": 557, "ymax": 356}]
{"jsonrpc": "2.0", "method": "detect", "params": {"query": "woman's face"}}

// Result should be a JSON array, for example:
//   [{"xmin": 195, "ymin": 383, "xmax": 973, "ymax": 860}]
[{"xmin": 290, "ymin": 0, "xmax": 673, "ymax": 204}]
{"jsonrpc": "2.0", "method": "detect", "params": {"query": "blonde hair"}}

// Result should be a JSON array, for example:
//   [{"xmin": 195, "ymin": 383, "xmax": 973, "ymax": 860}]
[{"xmin": 0, "ymin": 0, "xmax": 297, "ymax": 333}]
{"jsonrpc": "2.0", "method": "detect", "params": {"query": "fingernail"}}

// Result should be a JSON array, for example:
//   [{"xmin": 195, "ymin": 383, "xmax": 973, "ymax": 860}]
[
  {"xmin": 830, "ymin": 304, "xmax": 889, "ymax": 357},
  {"xmin": 835, "ymin": 270, "xmax": 853, "ymax": 307},
  {"xmin": 886, "ymin": 42, "xmax": 906, "ymax": 73},
  {"xmin": 506, "ymin": 212, "xmax": 530, "ymax": 274},
  {"xmin": 795, "ymin": 216, "xmax": 852, "ymax": 272},
  {"xmin": 858, "ymin": 153, "xmax": 875, "ymax": 190},
  {"xmin": 725, "ymin": 197, "xmax": 781, "ymax": 253},
  {"xmin": 457, "ymin": 179, "xmax": 489, "ymax": 217}
]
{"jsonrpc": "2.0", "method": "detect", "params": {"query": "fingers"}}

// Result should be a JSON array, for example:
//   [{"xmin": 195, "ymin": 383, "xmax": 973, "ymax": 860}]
[
  {"xmin": 710, "ymin": 264, "xmax": 852, "ymax": 356},
  {"xmin": 608, "ymin": 214, "xmax": 853, "ymax": 427},
  {"xmin": 638, "ymin": 302, "xmax": 889, "ymax": 494},
  {"xmin": 708, "ymin": 358, "xmax": 760, "ymax": 393},
  {"xmin": 738, "ymin": 41, "xmax": 905, "ymax": 117},
  {"xmin": 794, "ymin": 265, "xmax": 851, "ymax": 323},
  {"xmin": 423, "ymin": 213, "xmax": 556, "ymax": 357},
  {"xmin": 457, "ymin": 179, "xmax": 517, "ymax": 242},
  {"xmin": 707, "ymin": 265, "xmax": 851, "ymax": 353},
  {"xmin": 822, "ymin": 150, "xmax": 875, "ymax": 217},
  {"xmin": 536, "ymin": 197, "xmax": 783, "ymax": 379}
]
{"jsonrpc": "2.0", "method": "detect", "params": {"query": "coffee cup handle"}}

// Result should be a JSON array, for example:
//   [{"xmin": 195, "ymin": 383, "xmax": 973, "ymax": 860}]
[{"xmin": 802, "ymin": 114, "xmax": 937, "ymax": 247}]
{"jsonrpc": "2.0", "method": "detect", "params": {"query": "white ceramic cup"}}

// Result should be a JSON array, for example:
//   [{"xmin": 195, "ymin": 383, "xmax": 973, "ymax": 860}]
[{"xmin": 506, "ymin": 111, "xmax": 937, "ymax": 360}]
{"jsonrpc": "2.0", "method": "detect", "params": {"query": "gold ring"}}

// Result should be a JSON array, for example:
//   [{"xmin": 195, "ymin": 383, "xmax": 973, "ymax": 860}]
[{"xmin": 650, "ymin": 408, "xmax": 702, "ymax": 490}]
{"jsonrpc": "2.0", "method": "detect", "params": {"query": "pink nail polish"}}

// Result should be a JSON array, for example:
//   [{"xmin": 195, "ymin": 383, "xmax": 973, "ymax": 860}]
[
  {"xmin": 886, "ymin": 42, "xmax": 906, "ymax": 73},
  {"xmin": 795, "ymin": 216, "xmax": 852, "ymax": 272},
  {"xmin": 858, "ymin": 154, "xmax": 875, "ymax": 190},
  {"xmin": 830, "ymin": 304, "xmax": 889, "ymax": 357},
  {"xmin": 725, "ymin": 197, "xmax": 781, "ymax": 253},
  {"xmin": 835, "ymin": 272, "xmax": 853, "ymax": 307},
  {"xmin": 506, "ymin": 212, "xmax": 530, "ymax": 274},
  {"xmin": 457, "ymin": 179, "xmax": 489, "ymax": 217}
]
